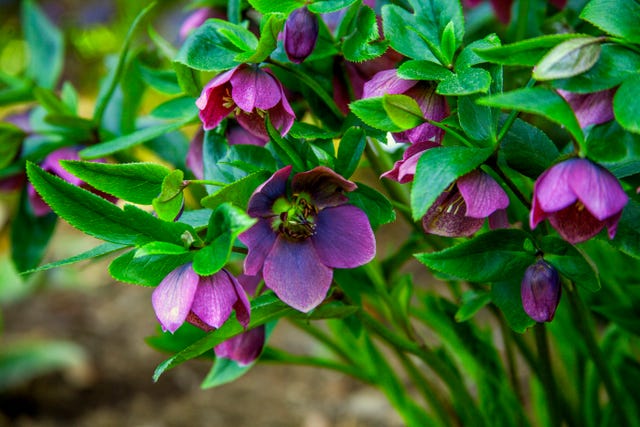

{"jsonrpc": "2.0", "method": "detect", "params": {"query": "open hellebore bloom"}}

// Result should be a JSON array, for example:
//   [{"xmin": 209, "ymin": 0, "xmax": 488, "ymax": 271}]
[
  {"xmin": 196, "ymin": 64, "xmax": 295, "ymax": 140},
  {"xmin": 530, "ymin": 158, "xmax": 628, "ymax": 244},
  {"xmin": 215, "ymin": 326, "xmax": 266, "ymax": 366},
  {"xmin": 558, "ymin": 89, "xmax": 615, "ymax": 128},
  {"xmin": 521, "ymin": 260, "xmax": 561, "ymax": 323},
  {"xmin": 422, "ymin": 170, "xmax": 510, "ymax": 237},
  {"xmin": 362, "ymin": 69, "xmax": 448, "ymax": 143},
  {"xmin": 283, "ymin": 6, "xmax": 319, "ymax": 64},
  {"xmin": 152, "ymin": 264, "xmax": 250, "ymax": 334},
  {"xmin": 239, "ymin": 166, "xmax": 376, "ymax": 312}
]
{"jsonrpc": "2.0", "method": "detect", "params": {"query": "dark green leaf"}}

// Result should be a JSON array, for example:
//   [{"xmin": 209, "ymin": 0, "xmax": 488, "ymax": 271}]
[
  {"xmin": 611, "ymin": 199, "xmax": 640, "ymax": 259},
  {"xmin": 150, "ymin": 96, "xmax": 198, "ymax": 120},
  {"xmin": 455, "ymin": 290, "xmax": 491, "ymax": 322},
  {"xmin": 540, "ymin": 237, "xmax": 600, "ymax": 292},
  {"xmin": 585, "ymin": 120, "xmax": 640, "ymax": 179},
  {"xmin": 266, "ymin": 120, "xmax": 306, "ymax": 172},
  {"xmin": 397, "ymin": 60, "xmax": 453, "ymax": 81},
  {"xmin": 335, "ymin": 127, "xmax": 366, "ymax": 179},
  {"xmin": 455, "ymin": 33, "xmax": 501, "ymax": 70},
  {"xmin": 248, "ymin": 0, "xmax": 303, "ymax": 14},
  {"xmin": 411, "ymin": 146, "xmax": 493, "ymax": 220},
  {"xmin": 200, "ymin": 170, "xmax": 272, "ymax": 211},
  {"xmin": 61, "ymin": 161, "xmax": 170, "ymax": 205},
  {"xmin": 348, "ymin": 182, "xmax": 396, "ymax": 229},
  {"xmin": 381, "ymin": 4, "xmax": 438, "ymax": 62},
  {"xmin": 613, "ymin": 74, "xmax": 640, "ymax": 134},
  {"xmin": 436, "ymin": 67, "xmax": 492, "ymax": 96},
  {"xmin": 440, "ymin": 21, "xmax": 457, "ymax": 65},
  {"xmin": 21, "ymin": 0, "xmax": 64, "ymax": 89},
  {"xmin": 173, "ymin": 61, "xmax": 201, "ymax": 97},
  {"xmin": 491, "ymin": 280, "xmax": 535, "ymax": 333},
  {"xmin": 382, "ymin": 94, "xmax": 425, "ymax": 130},
  {"xmin": 309, "ymin": 0, "xmax": 358, "ymax": 13},
  {"xmin": 202, "ymin": 357, "xmax": 252, "ymax": 389},
  {"xmin": 109, "ymin": 250, "xmax": 193, "ymax": 287},
  {"xmin": 0, "ymin": 123, "xmax": 25, "ymax": 169},
  {"xmin": 235, "ymin": 14, "xmax": 285, "ymax": 63},
  {"xmin": 473, "ymin": 34, "xmax": 587, "ymax": 66},
  {"xmin": 153, "ymin": 170, "xmax": 185, "ymax": 222},
  {"xmin": 580, "ymin": 0, "xmax": 640, "ymax": 44},
  {"xmin": 136, "ymin": 62, "xmax": 181, "ymax": 95},
  {"xmin": 416, "ymin": 229, "xmax": 535, "ymax": 283},
  {"xmin": 23, "ymin": 242, "xmax": 126, "ymax": 274},
  {"xmin": 458, "ymin": 94, "xmax": 496, "ymax": 143},
  {"xmin": 342, "ymin": 5, "xmax": 388, "ymax": 62},
  {"xmin": 500, "ymin": 118, "xmax": 559, "ymax": 178},
  {"xmin": 349, "ymin": 97, "xmax": 404, "ymax": 132},
  {"xmin": 533, "ymin": 37, "xmax": 602, "ymax": 81}
]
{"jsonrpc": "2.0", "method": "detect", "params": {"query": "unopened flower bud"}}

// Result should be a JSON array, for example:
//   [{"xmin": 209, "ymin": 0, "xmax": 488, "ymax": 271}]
[
  {"xmin": 521, "ymin": 260, "xmax": 561, "ymax": 323},
  {"xmin": 284, "ymin": 6, "xmax": 319, "ymax": 64}
]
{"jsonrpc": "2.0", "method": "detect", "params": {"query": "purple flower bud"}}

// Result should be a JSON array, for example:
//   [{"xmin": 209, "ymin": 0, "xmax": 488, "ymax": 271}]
[
  {"xmin": 284, "ymin": 7, "xmax": 319, "ymax": 64},
  {"xmin": 521, "ymin": 260, "xmax": 561, "ymax": 323}
]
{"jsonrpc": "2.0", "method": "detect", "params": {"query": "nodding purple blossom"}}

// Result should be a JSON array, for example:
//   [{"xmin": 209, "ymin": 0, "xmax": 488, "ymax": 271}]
[
  {"xmin": 151, "ymin": 264, "xmax": 250, "ymax": 334},
  {"xmin": 422, "ymin": 170, "xmax": 510, "ymax": 237},
  {"xmin": 557, "ymin": 89, "xmax": 615, "ymax": 128},
  {"xmin": 283, "ymin": 6, "xmax": 319, "ymax": 64},
  {"xmin": 362, "ymin": 69, "xmax": 448, "ymax": 143},
  {"xmin": 381, "ymin": 140, "xmax": 441, "ymax": 184},
  {"xmin": 239, "ymin": 166, "xmax": 376, "ymax": 312},
  {"xmin": 521, "ymin": 259, "xmax": 561, "ymax": 323},
  {"xmin": 196, "ymin": 64, "xmax": 295, "ymax": 140},
  {"xmin": 530, "ymin": 158, "xmax": 628, "ymax": 244},
  {"xmin": 214, "ymin": 326, "xmax": 266, "ymax": 366}
]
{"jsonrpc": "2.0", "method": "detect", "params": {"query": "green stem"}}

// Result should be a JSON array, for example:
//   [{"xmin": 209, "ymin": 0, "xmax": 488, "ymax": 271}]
[
  {"xmin": 425, "ymin": 119, "xmax": 473, "ymax": 147},
  {"xmin": 534, "ymin": 323, "xmax": 562, "ymax": 427},
  {"xmin": 514, "ymin": 0, "xmax": 530, "ymax": 42},
  {"xmin": 487, "ymin": 157, "xmax": 531, "ymax": 210},
  {"xmin": 289, "ymin": 319, "xmax": 357, "ymax": 366},
  {"xmin": 496, "ymin": 78, "xmax": 536, "ymax": 144}
]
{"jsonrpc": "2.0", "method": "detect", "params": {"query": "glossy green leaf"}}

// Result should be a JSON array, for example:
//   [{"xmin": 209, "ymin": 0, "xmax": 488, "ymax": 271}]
[
  {"xmin": 21, "ymin": 0, "xmax": 64, "ymax": 89},
  {"xmin": 411, "ymin": 146, "xmax": 493, "ymax": 220},
  {"xmin": 436, "ymin": 67, "xmax": 492, "ymax": 96},
  {"xmin": 109, "ymin": 250, "xmax": 193, "ymax": 287},
  {"xmin": 349, "ymin": 97, "xmax": 404, "ymax": 132},
  {"xmin": 173, "ymin": 61, "xmax": 201, "ymax": 97},
  {"xmin": 265, "ymin": 121, "xmax": 306, "ymax": 173},
  {"xmin": 416, "ymin": 229, "xmax": 535, "ymax": 283},
  {"xmin": 473, "ymin": 34, "xmax": 587, "ymax": 66},
  {"xmin": 477, "ymin": 87, "xmax": 584, "ymax": 147},
  {"xmin": 26, "ymin": 162, "xmax": 195, "ymax": 247},
  {"xmin": 440, "ymin": 21, "xmax": 457, "ymax": 66},
  {"xmin": 348, "ymin": 182, "xmax": 396, "ymax": 229},
  {"xmin": 135, "ymin": 242, "xmax": 188, "ymax": 258},
  {"xmin": 150, "ymin": 96, "xmax": 198, "ymax": 120},
  {"xmin": 342, "ymin": 5, "xmax": 388, "ymax": 62},
  {"xmin": 533, "ymin": 37, "xmax": 602, "ymax": 81},
  {"xmin": 23, "ymin": 242, "xmax": 126, "ymax": 274},
  {"xmin": 235, "ymin": 14, "xmax": 285, "ymax": 63},
  {"xmin": 455, "ymin": 33, "xmax": 501, "ymax": 70},
  {"xmin": 335, "ymin": 127, "xmax": 366, "ymax": 179},
  {"xmin": 61, "ymin": 161, "xmax": 170, "ymax": 205},
  {"xmin": 580, "ymin": 0, "xmax": 640, "ymax": 44},
  {"xmin": 585, "ymin": 121, "xmax": 640, "ymax": 179},
  {"xmin": 500, "ymin": 118, "xmax": 559, "ymax": 178},
  {"xmin": 397, "ymin": 60, "xmax": 453, "ymax": 81},
  {"xmin": 382, "ymin": 94, "xmax": 425, "ymax": 130},
  {"xmin": 613, "ymin": 74, "xmax": 640, "ymax": 134},
  {"xmin": 491, "ymin": 280, "xmax": 535, "ymax": 333},
  {"xmin": 153, "ymin": 170, "xmax": 185, "ymax": 222},
  {"xmin": 201, "ymin": 170, "xmax": 272, "ymax": 211},
  {"xmin": 611, "ymin": 199, "xmax": 640, "ymax": 259},
  {"xmin": 381, "ymin": 4, "xmax": 438, "ymax": 62},
  {"xmin": 540, "ymin": 237, "xmax": 600, "ymax": 292},
  {"xmin": 309, "ymin": 0, "xmax": 358, "ymax": 13},
  {"xmin": 248, "ymin": 0, "xmax": 303, "ymax": 14},
  {"xmin": 458, "ymin": 94, "xmax": 496, "ymax": 143},
  {"xmin": 136, "ymin": 62, "xmax": 181, "ymax": 95}
]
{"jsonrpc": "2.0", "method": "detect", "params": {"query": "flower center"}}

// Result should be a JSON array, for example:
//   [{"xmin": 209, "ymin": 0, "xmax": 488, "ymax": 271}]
[{"xmin": 272, "ymin": 193, "xmax": 318, "ymax": 241}]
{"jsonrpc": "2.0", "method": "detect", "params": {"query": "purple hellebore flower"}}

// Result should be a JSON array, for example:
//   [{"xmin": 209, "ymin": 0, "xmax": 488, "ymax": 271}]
[
  {"xmin": 557, "ymin": 89, "xmax": 615, "ymax": 128},
  {"xmin": 152, "ymin": 264, "xmax": 250, "ymax": 334},
  {"xmin": 239, "ymin": 166, "xmax": 376, "ymax": 312},
  {"xmin": 362, "ymin": 69, "xmax": 448, "ymax": 143},
  {"xmin": 196, "ymin": 64, "xmax": 295, "ymax": 141},
  {"xmin": 530, "ymin": 158, "xmax": 628, "ymax": 244},
  {"xmin": 284, "ymin": 6, "xmax": 319, "ymax": 64},
  {"xmin": 214, "ymin": 326, "xmax": 266, "ymax": 366},
  {"xmin": 521, "ymin": 260, "xmax": 561, "ymax": 323},
  {"xmin": 422, "ymin": 170, "xmax": 510, "ymax": 237}
]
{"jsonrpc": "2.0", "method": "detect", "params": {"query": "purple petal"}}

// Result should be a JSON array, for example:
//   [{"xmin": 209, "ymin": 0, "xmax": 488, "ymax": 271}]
[
  {"xmin": 381, "ymin": 140, "xmax": 440, "ymax": 183},
  {"xmin": 568, "ymin": 158, "xmax": 628, "ymax": 221},
  {"xmin": 312, "ymin": 205, "xmax": 375, "ymax": 268},
  {"xmin": 27, "ymin": 183, "xmax": 52, "ymax": 217},
  {"xmin": 292, "ymin": 166, "xmax": 357, "ymax": 208},
  {"xmin": 558, "ymin": 89, "xmax": 615, "ymax": 128},
  {"xmin": 186, "ymin": 129, "xmax": 204, "ymax": 179},
  {"xmin": 247, "ymin": 165, "xmax": 291, "ymax": 217},
  {"xmin": 179, "ymin": 8, "xmax": 219, "ymax": 40},
  {"xmin": 521, "ymin": 260, "xmax": 561, "ymax": 323},
  {"xmin": 393, "ymin": 84, "xmax": 448, "ymax": 143},
  {"xmin": 151, "ymin": 264, "xmax": 199, "ymax": 333},
  {"xmin": 534, "ymin": 161, "xmax": 577, "ymax": 213},
  {"xmin": 284, "ymin": 6, "xmax": 319, "ymax": 63},
  {"xmin": 239, "ymin": 219, "xmax": 277, "ymax": 276},
  {"xmin": 362, "ymin": 69, "xmax": 417, "ymax": 98},
  {"xmin": 42, "ymin": 147, "xmax": 82, "ymax": 186},
  {"xmin": 231, "ymin": 66, "xmax": 281, "ymax": 112},
  {"xmin": 530, "ymin": 193, "xmax": 548, "ymax": 230},
  {"xmin": 604, "ymin": 210, "xmax": 624, "ymax": 239},
  {"xmin": 190, "ymin": 271, "xmax": 238, "ymax": 329},
  {"xmin": 458, "ymin": 171, "xmax": 509, "ymax": 218},
  {"xmin": 226, "ymin": 122, "xmax": 268, "ymax": 146},
  {"xmin": 214, "ymin": 326, "xmax": 266, "ymax": 366},
  {"xmin": 268, "ymin": 98, "xmax": 296, "ymax": 137},
  {"xmin": 548, "ymin": 204, "xmax": 606, "ymax": 244},
  {"xmin": 225, "ymin": 269, "xmax": 251, "ymax": 328},
  {"xmin": 489, "ymin": 209, "xmax": 510, "ymax": 229},
  {"xmin": 263, "ymin": 237, "xmax": 332, "ymax": 312},
  {"xmin": 422, "ymin": 188, "xmax": 485, "ymax": 237},
  {"xmin": 196, "ymin": 69, "xmax": 236, "ymax": 130},
  {"xmin": 236, "ymin": 110, "xmax": 269, "ymax": 140}
]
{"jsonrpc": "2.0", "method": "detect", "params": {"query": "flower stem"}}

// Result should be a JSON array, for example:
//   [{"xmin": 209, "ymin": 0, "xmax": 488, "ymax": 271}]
[
  {"xmin": 486, "ymin": 158, "xmax": 531, "ymax": 210},
  {"xmin": 534, "ymin": 323, "xmax": 562, "ymax": 427}
]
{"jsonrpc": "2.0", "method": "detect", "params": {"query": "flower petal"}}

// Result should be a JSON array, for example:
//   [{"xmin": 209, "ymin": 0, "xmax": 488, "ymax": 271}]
[
  {"xmin": 42, "ymin": 147, "xmax": 83, "ymax": 186},
  {"xmin": 186, "ymin": 129, "xmax": 204, "ymax": 179},
  {"xmin": 534, "ymin": 161, "xmax": 577, "ymax": 213},
  {"xmin": 568, "ymin": 159, "xmax": 628, "ymax": 221},
  {"xmin": 190, "ymin": 271, "xmax": 238, "ymax": 329},
  {"xmin": 239, "ymin": 219, "xmax": 277, "ymax": 276},
  {"xmin": 312, "ymin": 205, "xmax": 375, "ymax": 268},
  {"xmin": 214, "ymin": 326, "xmax": 266, "ymax": 366},
  {"xmin": 458, "ymin": 170, "xmax": 509, "ymax": 218},
  {"xmin": 394, "ymin": 84, "xmax": 448, "ymax": 143},
  {"xmin": 422, "ymin": 189, "xmax": 484, "ymax": 237},
  {"xmin": 263, "ymin": 237, "xmax": 332, "ymax": 312},
  {"xmin": 268, "ymin": 98, "xmax": 296, "ymax": 137},
  {"xmin": 548, "ymin": 203, "xmax": 606, "ymax": 244},
  {"xmin": 151, "ymin": 264, "xmax": 199, "ymax": 333},
  {"xmin": 247, "ymin": 165, "xmax": 291, "ymax": 217},
  {"xmin": 197, "ymin": 84, "xmax": 235, "ymax": 130},
  {"xmin": 558, "ymin": 89, "xmax": 614, "ymax": 128},
  {"xmin": 362, "ymin": 69, "xmax": 417, "ymax": 98},
  {"xmin": 231, "ymin": 66, "xmax": 281, "ymax": 112},
  {"xmin": 381, "ymin": 140, "xmax": 439, "ymax": 183},
  {"xmin": 292, "ymin": 166, "xmax": 356, "ymax": 208},
  {"xmin": 226, "ymin": 269, "xmax": 251, "ymax": 328}
]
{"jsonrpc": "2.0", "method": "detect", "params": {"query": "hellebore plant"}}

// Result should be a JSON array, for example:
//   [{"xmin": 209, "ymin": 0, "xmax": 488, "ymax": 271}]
[{"xmin": 10, "ymin": 1, "xmax": 640, "ymax": 426}]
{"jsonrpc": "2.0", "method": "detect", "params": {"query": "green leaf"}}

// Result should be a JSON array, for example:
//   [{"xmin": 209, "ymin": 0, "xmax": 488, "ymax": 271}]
[
  {"xmin": 173, "ymin": 61, "xmax": 201, "ymax": 98},
  {"xmin": 348, "ymin": 182, "xmax": 396, "ymax": 229},
  {"xmin": 248, "ymin": 0, "xmax": 303, "ymax": 14},
  {"xmin": 397, "ymin": 60, "xmax": 453, "ymax": 81},
  {"xmin": 135, "ymin": 242, "xmax": 188, "ymax": 257},
  {"xmin": 613, "ymin": 74, "xmax": 640, "ymax": 134},
  {"xmin": 266, "ymin": 120, "xmax": 306, "ymax": 173},
  {"xmin": 342, "ymin": 5, "xmax": 388, "ymax": 62},
  {"xmin": 61, "ymin": 161, "xmax": 170, "ymax": 205},
  {"xmin": 335, "ymin": 127, "xmax": 366, "ymax": 179},
  {"xmin": 611, "ymin": 199, "xmax": 640, "ymax": 259},
  {"xmin": 455, "ymin": 33, "xmax": 502, "ymax": 70},
  {"xmin": 150, "ymin": 96, "xmax": 198, "ymax": 120},
  {"xmin": 440, "ymin": 21, "xmax": 457, "ymax": 66},
  {"xmin": 136, "ymin": 62, "xmax": 181, "ymax": 95},
  {"xmin": 455, "ymin": 290, "xmax": 491, "ymax": 322},
  {"xmin": 585, "ymin": 120, "xmax": 640, "ymax": 179},
  {"xmin": 491, "ymin": 281, "xmax": 535, "ymax": 333},
  {"xmin": 411, "ymin": 146, "xmax": 493, "ymax": 220},
  {"xmin": 33, "ymin": 87, "xmax": 73, "ymax": 115},
  {"xmin": 500, "ymin": 118, "xmax": 559, "ymax": 178},
  {"xmin": 175, "ymin": 19, "xmax": 257, "ymax": 72},
  {"xmin": 477, "ymin": 87, "xmax": 584, "ymax": 148},
  {"xmin": 580, "ymin": 0, "xmax": 640, "ymax": 44},
  {"xmin": 533, "ymin": 37, "xmax": 602, "ymax": 81},
  {"xmin": 381, "ymin": 4, "xmax": 438, "ymax": 62},
  {"xmin": 153, "ymin": 170, "xmax": 185, "ymax": 222},
  {"xmin": 436, "ymin": 67, "xmax": 492, "ymax": 96},
  {"xmin": 458, "ymin": 94, "xmax": 496, "ymax": 143},
  {"xmin": 539, "ymin": 237, "xmax": 600, "ymax": 292},
  {"xmin": 349, "ymin": 97, "xmax": 404, "ymax": 132},
  {"xmin": 308, "ymin": 0, "xmax": 358, "ymax": 13},
  {"xmin": 23, "ymin": 242, "xmax": 126, "ymax": 274},
  {"xmin": 473, "ymin": 34, "xmax": 588, "ymax": 66},
  {"xmin": 416, "ymin": 229, "xmax": 535, "ymax": 283},
  {"xmin": 109, "ymin": 250, "xmax": 193, "ymax": 287},
  {"xmin": 382, "ymin": 94, "xmax": 425, "ymax": 130},
  {"xmin": 21, "ymin": 0, "xmax": 64, "ymax": 89},
  {"xmin": 26, "ymin": 162, "xmax": 195, "ymax": 247},
  {"xmin": 79, "ymin": 117, "xmax": 193, "ymax": 159},
  {"xmin": 235, "ymin": 14, "xmax": 285, "ymax": 63},
  {"xmin": 153, "ymin": 293, "xmax": 294, "ymax": 381},
  {"xmin": 0, "ymin": 123, "xmax": 25, "ymax": 169},
  {"xmin": 200, "ymin": 170, "xmax": 272, "ymax": 211}
]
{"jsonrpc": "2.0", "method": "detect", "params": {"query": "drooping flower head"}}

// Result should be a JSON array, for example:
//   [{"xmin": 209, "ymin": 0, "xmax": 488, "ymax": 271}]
[
  {"xmin": 381, "ymin": 140, "xmax": 442, "ymax": 184},
  {"xmin": 530, "ymin": 158, "xmax": 628, "ymax": 244},
  {"xmin": 152, "ymin": 264, "xmax": 250, "ymax": 334},
  {"xmin": 239, "ymin": 166, "xmax": 376, "ymax": 312},
  {"xmin": 196, "ymin": 64, "xmax": 295, "ymax": 140},
  {"xmin": 283, "ymin": 6, "xmax": 319, "ymax": 64},
  {"xmin": 557, "ymin": 89, "xmax": 615, "ymax": 129},
  {"xmin": 362, "ymin": 69, "xmax": 448, "ymax": 143},
  {"xmin": 423, "ymin": 170, "xmax": 510, "ymax": 237},
  {"xmin": 214, "ymin": 326, "xmax": 266, "ymax": 366},
  {"xmin": 521, "ymin": 259, "xmax": 561, "ymax": 323}
]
